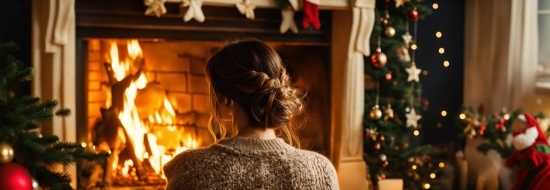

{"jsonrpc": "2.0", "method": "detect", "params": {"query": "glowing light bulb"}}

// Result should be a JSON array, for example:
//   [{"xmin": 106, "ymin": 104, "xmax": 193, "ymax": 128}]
[
  {"xmin": 443, "ymin": 61, "xmax": 450, "ymax": 67},
  {"xmin": 441, "ymin": 110, "xmax": 447, "ymax": 116},
  {"xmin": 412, "ymin": 165, "xmax": 417, "ymax": 170},
  {"xmin": 411, "ymin": 44, "xmax": 418, "ymax": 50},
  {"xmin": 459, "ymin": 113, "xmax": 466, "ymax": 119},
  {"xmin": 430, "ymin": 173, "xmax": 436, "ymax": 179},
  {"xmin": 439, "ymin": 162, "xmax": 445, "ymax": 168},
  {"xmin": 413, "ymin": 130, "xmax": 420, "ymax": 136},
  {"xmin": 436, "ymin": 31, "xmax": 442, "ymax": 38},
  {"xmin": 432, "ymin": 3, "xmax": 439, "ymax": 9},
  {"xmin": 439, "ymin": 48, "xmax": 445, "ymax": 54},
  {"xmin": 424, "ymin": 183, "xmax": 431, "ymax": 189}
]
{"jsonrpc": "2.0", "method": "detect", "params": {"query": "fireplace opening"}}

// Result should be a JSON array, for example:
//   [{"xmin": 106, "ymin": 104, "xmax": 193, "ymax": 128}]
[{"xmin": 79, "ymin": 38, "xmax": 331, "ymax": 189}]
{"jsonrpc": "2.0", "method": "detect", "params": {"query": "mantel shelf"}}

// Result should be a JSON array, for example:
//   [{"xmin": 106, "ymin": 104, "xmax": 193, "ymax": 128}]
[{"xmin": 164, "ymin": 0, "xmax": 350, "ymax": 10}]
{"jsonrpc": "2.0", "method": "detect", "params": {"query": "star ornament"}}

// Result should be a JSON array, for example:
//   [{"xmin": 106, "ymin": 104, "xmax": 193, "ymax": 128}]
[
  {"xmin": 236, "ymin": 0, "xmax": 256, "ymax": 20},
  {"xmin": 181, "ymin": 0, "xmax": 205, "ymax": 22},
  {"xmin": 144, "ymin": 0, "xmax": 167, "ymax": 17},
  {"xmin": 402, "ymin": 32, "xmax": 412, "ymax": 47},
  {"xmin": 406, "ymin": 109, "xmax": 422, "ymax": 128},
  {"xmin": 395, "ymin": 0, "xmax": 410, "ymax": 8},
  {"xmin": 406, "ymin": 63, "xmax": 422, "ymax": 82}
]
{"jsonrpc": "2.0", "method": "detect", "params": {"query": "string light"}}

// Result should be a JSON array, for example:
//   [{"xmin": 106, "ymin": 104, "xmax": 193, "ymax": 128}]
[
  {"xmin": 436, "ymin": 31, "xmax": 442, "ymax": 38},
  {"xmin": 430, "ymin": 173, "xmax": 436, "ymax": 179},
  {"xmin": 413, "ymin": 130, "xmax": 420, "ymax": 136},
  {"xmin": 504, "ymin": 114, "xmax": 510, "ymax": 120},
  {"xmin": 424, "ymin": 183, "xmax": 431, "ymax": 189},
  {"xmin": 412, "ymin": 165, "xmax": 417, "ymax": 170},
  {"xmin": 438, "ymin": 48, "xmax": 445, "ymax": 54},
  {"xmin": 411, "ymin": 44, "xmax": 418, "ymax": 50},
  {"xmin": 441, "ymin": 110, "xmax": 447, "ymax": 116},
  {"xmin": 423, "ymin": 70, "xmax": 428, "ymax": 75},
  {"xmin": 443, "ymin": 61, "xmax": 450, "ymax": 67},
  {"xmin": 81, "ymin": 142, "xmax": 87, "ymax": 148},
  {"xmin": 439, "ymin": 162, "xmax": 445, "ymax": 168},
  {"xmin": 432, "ymin": 3, "xmax": 438, "ymax": 9},
  {"xmin": 459, "ymin": 113, "xmax": 466, "ymax": 119}
]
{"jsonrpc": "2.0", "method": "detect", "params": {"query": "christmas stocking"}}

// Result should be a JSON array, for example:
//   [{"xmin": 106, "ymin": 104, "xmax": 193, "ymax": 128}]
[{"xmin": 302, "ymin": 0, "xmax": 320, "ymax": 30}]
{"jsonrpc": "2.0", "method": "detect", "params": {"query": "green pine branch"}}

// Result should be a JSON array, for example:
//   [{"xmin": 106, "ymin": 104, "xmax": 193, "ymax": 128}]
[{"xmin": 0, "ymin": 40, "xmax": 110, "ymax": 189}]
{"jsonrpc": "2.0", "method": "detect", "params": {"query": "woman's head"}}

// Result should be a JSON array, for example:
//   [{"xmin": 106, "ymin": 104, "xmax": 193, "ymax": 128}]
[{"xmin": 206, "ymin": 39, "xmax": 304, "ymax": 146}]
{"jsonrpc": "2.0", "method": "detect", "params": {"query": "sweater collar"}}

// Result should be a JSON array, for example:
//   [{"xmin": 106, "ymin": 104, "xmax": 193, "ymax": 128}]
[{"xmin": 215, "ymin": 136, "xmax": 294, "ymax": 154}]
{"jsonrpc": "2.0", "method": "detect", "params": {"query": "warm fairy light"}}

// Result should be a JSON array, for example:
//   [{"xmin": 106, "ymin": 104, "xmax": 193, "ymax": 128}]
[
  {"xmin": 443, "ymin": 61, "xmax": 450, "ymax": 67},
  {"xmin": 412, "ymin": 165, "xmax": 417, "ymax": 170},
  {"xmin": 424, "ymin": 183, "xmax": 431, "ymax": 189},
  {"xmin": 432, "ymin": 3, "xmax": 438, "ymax": 9},
  {"xmin": 459, "ymin": 113, "xmax": 466, "ymax": 119},
  {"xmin": 441, "ymin": 110, "xmax": 447, "ymax": 116},
  {"xmin": 81, "ymin": 142, "xmax": 87, "ymax": 148},
  {"xmin": 504, "ymin": 114, "xmax": 510, "ymax": 120},
  {"xmin": 437, "ymin": 123, "xmax": 442, "ymax": 128},
  {"xmin": 411, "ymin": 44, "xmax": 418, "ymax": 50},
  {"xmin": 439, "ymin": 162, "xmax": 445, "ymax": 168},
  {"xmin": 423, "ymin": 70, "xmax": 428, "ymax": 75},
  {"xmin": 439, "ymin": 48, "xmax": 445, "ymax": 54},
  {"xmin": 430, "ymin": 173, "xmax": 436, "ymax": 179},
  {"xmin": 414, "ymin": 130, "xmax": 420, "ymax": 136},
  {"xmin": 136, "ymin": 73, "xmax": 147, "ymax": 89},
  {"xmin": 436, "ymin": 31, "xmax": 442, "ymax": 38}
]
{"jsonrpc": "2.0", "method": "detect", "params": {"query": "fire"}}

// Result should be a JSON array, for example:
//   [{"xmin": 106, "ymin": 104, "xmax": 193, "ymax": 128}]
[{"xmin": 107, "ymin": 39, "xmax": 199, "ymax": 177}]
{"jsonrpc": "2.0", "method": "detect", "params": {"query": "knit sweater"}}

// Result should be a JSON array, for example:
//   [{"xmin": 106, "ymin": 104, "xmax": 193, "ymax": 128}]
[{"xmin": 163, "ymin": 136, "xmax": 339, "ymax": 190}]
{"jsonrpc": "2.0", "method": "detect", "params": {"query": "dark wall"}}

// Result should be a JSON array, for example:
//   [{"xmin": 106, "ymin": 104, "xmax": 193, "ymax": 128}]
[
  {"xmin": 0, "ymin": 0, "xmax": 32, "ymax": 95},
  {"xmin": 415, "ymin": 0, "xmax": 465, "ymax": 146}
]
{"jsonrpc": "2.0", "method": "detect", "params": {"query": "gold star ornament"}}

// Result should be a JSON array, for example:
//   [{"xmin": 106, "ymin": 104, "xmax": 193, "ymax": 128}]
[
  {"xmin": 406, "ymin": 62, "xmax": 422, "ymax": 82},
  {"xmin": 406, "ymin": 109, "xmax": 422, "ymax": 128}
]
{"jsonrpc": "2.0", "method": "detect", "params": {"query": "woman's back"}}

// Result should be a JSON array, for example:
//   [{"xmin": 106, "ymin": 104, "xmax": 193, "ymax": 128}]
[{"xmin": 163, "ymin": 137, "xmax": 339, "ymax": 190}]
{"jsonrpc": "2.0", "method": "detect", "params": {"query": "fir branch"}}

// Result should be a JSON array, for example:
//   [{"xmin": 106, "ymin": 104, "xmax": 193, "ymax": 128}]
[
  {"xmin": 39, "ymin": 150, "xmax": 77, "ymax": 165},
  {"xmin": 55, "ymin": 108, "xmax": 70, "ymax": 116},
  {"xmin": 15, "ymin": 67, "xmax": 35, "ymax": 81}
]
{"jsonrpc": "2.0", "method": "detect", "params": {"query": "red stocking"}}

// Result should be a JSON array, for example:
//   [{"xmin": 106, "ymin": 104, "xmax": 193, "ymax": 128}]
[{"xmin": 302, "ymin": 0, "xmax": 320, "ymax": 30}]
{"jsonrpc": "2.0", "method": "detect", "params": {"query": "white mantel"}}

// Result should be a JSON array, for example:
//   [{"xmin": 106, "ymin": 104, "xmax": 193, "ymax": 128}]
[{"xmin": 165, "ymin": 0, "xmax": 350, "ymax": 10}]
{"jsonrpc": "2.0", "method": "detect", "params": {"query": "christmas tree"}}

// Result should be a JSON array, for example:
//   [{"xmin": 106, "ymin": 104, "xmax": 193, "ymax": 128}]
[
  {"xmin": 0, "ymin": 41, "xmax": 109, "ymax": 190},
  {"xmin": 363, "ymin": 0, "xmax": 436, "ymax": 189}
]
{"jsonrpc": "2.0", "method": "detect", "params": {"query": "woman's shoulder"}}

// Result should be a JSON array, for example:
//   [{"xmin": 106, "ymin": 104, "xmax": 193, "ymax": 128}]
[{"xmin": 162, "ymin": 147, "xmax": 220, "ymax": 178}]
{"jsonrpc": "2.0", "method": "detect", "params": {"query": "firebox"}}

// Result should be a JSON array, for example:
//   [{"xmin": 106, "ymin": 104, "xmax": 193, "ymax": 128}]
[{"xmin": 75, "ymin": 1, "xmax": 332, "ymax": 189}]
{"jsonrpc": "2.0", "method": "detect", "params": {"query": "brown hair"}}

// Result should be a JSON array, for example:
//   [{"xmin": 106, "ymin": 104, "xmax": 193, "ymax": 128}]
[{"xmin": 206, "ymin": 39, "xmax": 304, "ymax": 147}]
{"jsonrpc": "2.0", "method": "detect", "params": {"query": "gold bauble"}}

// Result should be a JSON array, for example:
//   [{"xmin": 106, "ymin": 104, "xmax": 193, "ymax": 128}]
[
  {"xmin": 384, "ymin": 26, "xmax": 396, "ymax": 37},
  {"xmin": 0, "ymin": 142, "xmax": 14, "ymax": 164},
  {"xmin": 369, "ymin": 105, "xmax": 383, "ymax": 120}
]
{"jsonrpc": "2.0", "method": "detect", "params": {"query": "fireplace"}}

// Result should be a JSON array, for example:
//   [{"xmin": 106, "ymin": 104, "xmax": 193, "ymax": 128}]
[{"xmin": 74, "ymin": 1, "xmax": 332, "ymax": 189}]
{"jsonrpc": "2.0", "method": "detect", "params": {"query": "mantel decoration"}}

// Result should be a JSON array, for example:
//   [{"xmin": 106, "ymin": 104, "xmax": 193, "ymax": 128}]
[
  {"xmin": 0, "ymin": 41, "xmax": 109, "ymax": 190},
  {"xmin": 363, "ymin": 0, "xmax": 436, "ymax": 189},
  {"xmin": 142, "ymin": 0, "xmax": 322, "ymax": 32}
]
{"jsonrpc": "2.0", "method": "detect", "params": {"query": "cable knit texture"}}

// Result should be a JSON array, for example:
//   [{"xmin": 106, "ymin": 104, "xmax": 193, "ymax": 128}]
[{"xmin": 163, "ymin": 137, "xmax": 339, "ymax": 190}]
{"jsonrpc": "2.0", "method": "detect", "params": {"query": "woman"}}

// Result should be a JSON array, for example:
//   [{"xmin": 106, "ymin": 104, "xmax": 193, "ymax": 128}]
[{"xmin": 163, "ymin": 39, "xmax": 339, "ymax": 189}]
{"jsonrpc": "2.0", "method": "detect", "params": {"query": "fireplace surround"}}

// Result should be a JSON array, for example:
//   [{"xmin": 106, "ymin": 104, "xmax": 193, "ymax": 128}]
[{"xmin": 32, "ymin": 0, "xmax": 374, "ymax": 189}]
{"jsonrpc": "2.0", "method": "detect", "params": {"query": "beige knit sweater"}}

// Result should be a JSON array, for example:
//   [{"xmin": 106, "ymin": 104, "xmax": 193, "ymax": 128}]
[{"xmin": 163, "ymin": 137, "xmax": 339, "ymax": 190}]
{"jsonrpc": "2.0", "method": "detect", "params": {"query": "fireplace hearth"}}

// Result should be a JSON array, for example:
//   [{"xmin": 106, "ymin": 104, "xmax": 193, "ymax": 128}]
[{"xmin": 75, "ymin": 1, "xmax": 332, "ymax": 189}]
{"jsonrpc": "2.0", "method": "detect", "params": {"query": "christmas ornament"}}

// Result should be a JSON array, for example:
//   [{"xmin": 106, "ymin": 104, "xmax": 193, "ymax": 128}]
[
  {"xmin": 365, "ymin": 127, "xmax": 379, "ymax": 141},
  {"xmin": 181, "ymin": 0, "xmax": 205, "ymax": 22},
  {"xmin": 280, "ymin": 6, "xmax": 298, "ymax": 34},
  {"xmin": 385, "ymin": 71, "xmax": 392, "ymax": 81},
  {"xmin": 0, "ymin": 142, "xmax": 14, "ymax": 164},
  {"xmin": 375, "ymin": 143, "xmax": 381, "ymax": 150},
  {"xmin": 370, "ymin": 48, "xmax": 387, "ymax": 68},
  {"xmin": 382, "ymin": 161, "xmax": 389, "ymax": 168},
  {"xmin": 479, "ymin": 125, "xmax": 486, "ymax": 135},
  {"xmin": 236, "ymin": 0, "xmax": 256, "ymax": 20},
  {"xmin": 406, "ymin": 109, "xmax": 422, "ymax": 128},
  {"xmin": 402, "ymin": 32, "xmax": 412, "ymax": 47},
  {"xmin": 408, "ymin": 9, "xmax": 419, "ymax": 20},
  {"xmin": 381, "ymin": 19, "xmax": 388, "ymax": 26},
  {"xmin": 396, "ymin": 45, "xmax": 411, "ymax": 62},
  {"xmin": 379, "ymin": 136, "xmax": 385, "ymax": 142},
  {"xmin": 144, "ymin": 0, "xmax": 167, "ymax": 17},
  {"xmin": 384, "ymin": 104, "xmax": 394, "ymax": 120},
  {"xmin": 405, "ymin": 62, "xmax": 421, "ymax": 82},
  {"xmin": 0, "ymin": 163, "xmax": 33, "ymax": 190},
  {"xmin": 384, "ymin": 26, "xmax": 396, "ymax": 37},
  {"xmin": 370, "ymin": 105, "xmax": 383, "ymax": 120},
  {"xmin": 380, "ymin": 154, "xmax": 387, "ymax": 161},
  {"xmin": 32, "ymin": 178, "xmax": 38, "ymax": 190},
  {"xmin": 303, "ymin": 0, "xmax": 321, "ymax": 30},
  {"xmin": 395, "ymin": 0, "xmax": 410, "ymax": 7}
]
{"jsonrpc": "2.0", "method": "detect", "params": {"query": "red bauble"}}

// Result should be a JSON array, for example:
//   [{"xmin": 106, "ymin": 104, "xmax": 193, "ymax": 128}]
[
  {"xmin": 379, "ymin": 136, "xmax": 385, "ymax": 141},
  {"xmin": 408, "ymin": 9, "xmax": 419, "ymax": 20},
  {"xmin": 385, "ymin": 71, "xmax": 392, "ymax": 81},
  {"xmin": 382, "ymin": 161, "xmax": 389, "ymax": 168},
  {"xmin": 0, "ymin": 163, "xmax": 33, "ymax": 190},
  {"xmin": 381, "ymin": 19, "xmax": 388, "ymax": 26},
  {"xmin": 374, "ymin": 143, "xmax": 381, "ymax": 150},
  {"xmin": 371, "ymin": 51, "xmax": 387, "ymax": 68}
]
